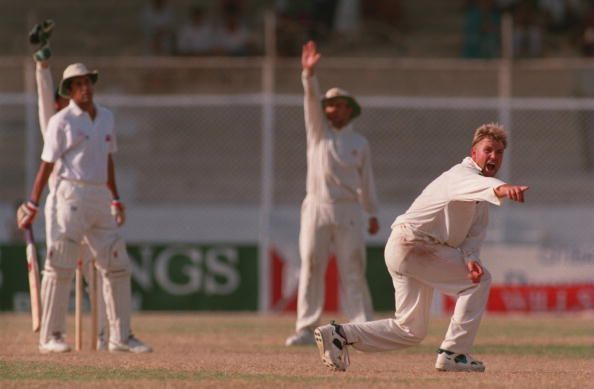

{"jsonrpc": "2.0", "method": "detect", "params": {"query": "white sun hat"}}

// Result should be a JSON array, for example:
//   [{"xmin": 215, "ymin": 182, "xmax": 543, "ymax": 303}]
[{"xmin": 58, "ymin": 63, "xmax": 98, "ymax": 97}]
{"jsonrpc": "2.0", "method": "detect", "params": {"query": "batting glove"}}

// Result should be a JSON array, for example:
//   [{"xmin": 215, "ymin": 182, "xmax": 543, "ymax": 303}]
[
  {"xmin": 33, "ymin": 46, "xmax": 52, "ymax": 62},
  {"xmin": 111, "ymin": 200, "xmax": 126, "ymax": 226},
  {"xmin": 17, "ymin": 201, "xmax": 39, "ymax": 229},
  {"xmin": 29, "ymin": 20, "xmax": 54, "ymax": 62},
  {"xmin": 28, "ymin": 19, "xmax": 54, "ymax": 46}
]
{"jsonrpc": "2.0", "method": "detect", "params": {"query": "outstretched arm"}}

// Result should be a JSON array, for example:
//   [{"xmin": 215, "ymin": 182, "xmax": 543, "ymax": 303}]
[{"xmin": 494, "ymin": 184, "xmax": 529, "ymax": 203}]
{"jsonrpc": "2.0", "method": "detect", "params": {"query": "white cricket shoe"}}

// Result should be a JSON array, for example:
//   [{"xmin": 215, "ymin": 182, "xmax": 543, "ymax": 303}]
[
  {"xmin": 39, "ymin": 334, "xmax": 71, "ymax": 354},
  {"xmin": 435, "ymin": 348, "xmax": 485, "ymax": 372},
  {"xmin": 285, "ymin": 330, "xmax": 315, "ymax": 346},
  {"xmin": 314, "ymin": 322, "xmax": 350, "ymax": 372},
  {"xmin": 109, "ymin": 334, "xmax": 152, "ymax": 353}
]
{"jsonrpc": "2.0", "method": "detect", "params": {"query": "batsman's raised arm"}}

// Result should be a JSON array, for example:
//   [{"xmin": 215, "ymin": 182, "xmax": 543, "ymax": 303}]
[{"xmin": 36, "ymin": 61, "xmax": 55, "ymax": 136}]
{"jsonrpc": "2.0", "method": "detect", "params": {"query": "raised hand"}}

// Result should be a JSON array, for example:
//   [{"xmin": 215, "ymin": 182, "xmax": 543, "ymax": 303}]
[{"xmin": 302, "ymin": 40, "xmax": 321, "ymax": 74}]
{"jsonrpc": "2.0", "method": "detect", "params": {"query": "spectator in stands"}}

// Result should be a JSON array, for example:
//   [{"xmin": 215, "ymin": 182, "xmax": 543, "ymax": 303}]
[
  {"xmin": 462, "ymin": 0, "xmax": 501, "ymax": 58},
  {"xmin": 512, "ymin": 0, "xmax": 544, "ymax": 57},
  {"xmin": 275, "ymin": 1, "xmax": 313, "ymax": 56},
  {"xmin": 539, "ymin": 0, "xmax": 582, "ymax": 33},
  {"xmin": 176, "ymin": 6, "xmax": 214, "ymax": 56},
  {"xmin": 310, "ymin": 0, "xmax": 339, "ymax": 41},
  {"xmin": 579, "ymin": 2, "xmax": 594, "ymax": 57},
  {"xmin": 213, "ymin": 0, "xmax": 254, "ymax": 56},
  {"xmin": 141, "ymin": 0, "xmax": 175, "ymax": 55},
  {"xmin": 361, "ymin": 0, "xmax": 404, "ymax": 46},
  {"xmin": 334, "ymin": 0, "xmax": 362, "ymax": 38}
]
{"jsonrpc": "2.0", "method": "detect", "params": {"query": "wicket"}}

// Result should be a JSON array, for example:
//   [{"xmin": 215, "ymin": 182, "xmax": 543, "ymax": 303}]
[{"xmin": 74, "ymin": 259, "xmax": 99, "ymax": 351}]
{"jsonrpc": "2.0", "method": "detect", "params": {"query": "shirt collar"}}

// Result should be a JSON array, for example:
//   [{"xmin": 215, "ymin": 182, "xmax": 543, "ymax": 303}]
[
  {"xmin": 463, "ymin": 156, "xmax": 482, "ymax": 172},
  {"xmin": 331, "ymin": 123, "xmax": 353, "ymax": 133},
  {"xmin": 68, "ymin": 100, "xmax": 96, "ymax": 118}
]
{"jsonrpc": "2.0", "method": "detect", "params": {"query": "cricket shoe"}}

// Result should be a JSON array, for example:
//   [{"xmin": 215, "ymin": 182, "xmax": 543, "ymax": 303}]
[
  {"xmin": 435, "ymin": 348, "xmax": 485, "ymax": 372},
  {"xmin": 285, "ymin": 330, "xmax": 315, "ymax": 346},
  {"xmin": 314, "ymin": 321, "xmax": 350, "ymax": 372},
  {"xmin": 109, "ymin": 334, "xmax": 152, "ymax": 353},
  {"xmin": 39, "ymin": 334, "xmax": 71, "ymax": 354}
]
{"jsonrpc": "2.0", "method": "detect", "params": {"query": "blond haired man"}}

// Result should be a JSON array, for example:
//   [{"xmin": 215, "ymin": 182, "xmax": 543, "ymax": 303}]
[{"xmin": 314, "ymin": 123, "xmax": 528, "ymax": 372}]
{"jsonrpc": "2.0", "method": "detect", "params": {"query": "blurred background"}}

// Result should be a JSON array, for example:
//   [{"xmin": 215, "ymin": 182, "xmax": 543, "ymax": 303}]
[{"xmin": 1, "ymin": 0, "xmax": 593, "ymax": 314}]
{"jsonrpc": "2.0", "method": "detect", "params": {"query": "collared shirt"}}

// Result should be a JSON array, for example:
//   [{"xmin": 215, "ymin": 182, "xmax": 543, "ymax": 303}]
[
  {"xmin": 41, "ymin": 100, "xmax": 117, "ymax": 185},
  {"xmin": 302, "ymin": 71, "xmax": 378, "ymax": 216},
  {"xmin": 392, "ymin": 157, "xmax": 506, "ymax": 263}
]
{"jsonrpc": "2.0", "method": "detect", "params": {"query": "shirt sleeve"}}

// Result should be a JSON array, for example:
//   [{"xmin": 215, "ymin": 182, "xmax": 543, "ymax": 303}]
[
  {"xmin": 448, "ymin": 167, "xmax": 505, "ymax": 206},
  {"xmin": 302, "ymin": 71, "xmax": 326, "ymax": 143},
  {"xmin": 358, "ymin": 141, "xmax": 379, "ymax": 216},
  {"xmin": 459, "ymin": 202, "xmax": 489, "ymax": 265},
  {"xmin": 36, "ymin": 63, "xmax": 56, "ymax": 138},
  {"xmin": 41, "ymin": 116, "xmax": 64, "ymax": 163}
]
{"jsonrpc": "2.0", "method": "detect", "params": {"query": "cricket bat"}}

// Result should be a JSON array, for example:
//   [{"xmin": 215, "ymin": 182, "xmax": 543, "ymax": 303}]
[{"xmin": 25, "ymin": 227, "xmax": 42, "ymax": 332}]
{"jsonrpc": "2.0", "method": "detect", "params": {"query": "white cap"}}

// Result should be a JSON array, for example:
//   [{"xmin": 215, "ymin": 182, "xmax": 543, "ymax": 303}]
[{"xmin": 59, "ymin": 63, "xmax": 98, "ymax": 97}]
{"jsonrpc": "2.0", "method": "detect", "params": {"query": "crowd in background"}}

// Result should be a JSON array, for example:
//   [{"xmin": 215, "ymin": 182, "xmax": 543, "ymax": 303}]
[
  {"xmin": 462, "ymin": 0, "xmax": 594, "ymax": 58},
  {"xmin": 142, "ymin": 0, "xmax": 255, "ymax": 56},
  {"xmin": 140, "ymin": 0, "xmax": 594, "ymax": 58}
]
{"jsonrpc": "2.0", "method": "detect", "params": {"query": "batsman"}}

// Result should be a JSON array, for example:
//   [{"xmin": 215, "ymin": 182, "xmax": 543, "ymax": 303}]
[{"xmin": 17, "ymin": 59, "xmax": 151, "ymax": 353}]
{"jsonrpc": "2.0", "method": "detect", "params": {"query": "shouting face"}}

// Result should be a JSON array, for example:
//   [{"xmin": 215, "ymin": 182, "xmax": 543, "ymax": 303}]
[{"xmin": 471, "ymin": 137, "xmax": 505, "ymax": 177}]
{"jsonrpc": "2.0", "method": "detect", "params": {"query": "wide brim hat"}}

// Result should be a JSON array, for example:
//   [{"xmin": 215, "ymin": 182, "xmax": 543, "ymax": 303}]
[
  {"xmin": 321, "ymin": 87, "xmax": 361, "ymax": 119},
  {"xmin": 58, "ymin": 63, "xmax": 98, "ymax": 97}
]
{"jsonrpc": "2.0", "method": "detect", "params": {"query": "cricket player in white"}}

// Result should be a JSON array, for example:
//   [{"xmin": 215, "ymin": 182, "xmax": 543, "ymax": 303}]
[
  {"xmin": 30, "ymin": 21, "xmax": 109, "ymax": 350},
  {"xmin": 285, "ymin": 41, "xmax": 380, "ymax": 346},
  {"xmin": 314, "ymin": 124, "xmax": 529, "ymax": 372},
  {"xmin": 17, "ymin": 63, "xmax": 151, "ymax": 353}
]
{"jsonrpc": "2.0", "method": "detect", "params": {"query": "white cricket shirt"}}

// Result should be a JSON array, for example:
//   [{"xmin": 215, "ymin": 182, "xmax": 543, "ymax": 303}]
[
  {"xmin": 41, "ymin": 100, "xmax": 117, "ymax": 185},
  {"xmin": 302, "ymin": 72, "xmax": 378, "ymax": 215},
  {"xmin": 393, "ymin": 157, "xmax": 506, "ymax": 263}
]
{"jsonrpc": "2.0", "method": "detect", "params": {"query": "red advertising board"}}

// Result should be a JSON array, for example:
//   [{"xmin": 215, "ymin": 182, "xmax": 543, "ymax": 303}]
[{"xmin": 444, "ymin": 284, "xmax": 594, "ymax": 313}]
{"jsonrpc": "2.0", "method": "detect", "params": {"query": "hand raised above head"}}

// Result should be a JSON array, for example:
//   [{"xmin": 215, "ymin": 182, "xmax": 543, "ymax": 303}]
[{"xmin": 301, "ymin": 40, "xmax": 321, "ymax": 74}]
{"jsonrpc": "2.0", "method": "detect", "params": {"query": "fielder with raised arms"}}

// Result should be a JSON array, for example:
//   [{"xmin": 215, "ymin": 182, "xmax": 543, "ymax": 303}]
[
  {"xmin": 17, "ymin": 61, "xmax": 151, "ymax": 354},
  {"xmin": 285, "ymin": 40, "xmax": 380, "ymax": 346},
  {"xmin": 314, "ymin": 123, "xmax": 528, "ymax": 372}
]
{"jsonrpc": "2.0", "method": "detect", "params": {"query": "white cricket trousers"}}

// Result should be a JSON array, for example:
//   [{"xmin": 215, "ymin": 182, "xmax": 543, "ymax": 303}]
[
  {"xmin": 39, "ymin": 179, "xmax": 132, "ymax": 345},
  {"xmin": 40, "ymin": 176, "xmax": 108, "ymax": 341},
  {"xmin": 295, "ymin": 197, "xmax": 373, "ymax": 333},
  {"xmin": 341, "ymin": 225, "xmax": 492, "ymax": 354}
]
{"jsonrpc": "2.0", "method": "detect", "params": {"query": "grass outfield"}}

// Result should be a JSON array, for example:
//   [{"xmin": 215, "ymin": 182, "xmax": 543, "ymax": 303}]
[{"xmin": 0, "ymin": 312, "xmax": 592, "ymax": 388}]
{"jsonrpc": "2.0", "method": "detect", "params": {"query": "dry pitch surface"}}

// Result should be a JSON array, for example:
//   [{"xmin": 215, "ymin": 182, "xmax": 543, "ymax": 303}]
[{"xmin": 0, "ymin": 312, "xmax": 592, "ymax": 388}]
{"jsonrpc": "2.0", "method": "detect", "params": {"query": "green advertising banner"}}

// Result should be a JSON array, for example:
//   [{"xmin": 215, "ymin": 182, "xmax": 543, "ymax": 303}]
[
  {"xmin": 0, "ymin": 243, "xmax": 392, "ymax": 312},
  {"xmin": 0, "ymin": 243, "xmax": 259, "ymax": 312}
]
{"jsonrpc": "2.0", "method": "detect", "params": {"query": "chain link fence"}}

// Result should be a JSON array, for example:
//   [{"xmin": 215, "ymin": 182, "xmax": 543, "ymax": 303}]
[{"xmin": 2, "ymin": 59, "xmax": 594, "ymax": 249}]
